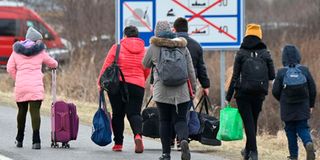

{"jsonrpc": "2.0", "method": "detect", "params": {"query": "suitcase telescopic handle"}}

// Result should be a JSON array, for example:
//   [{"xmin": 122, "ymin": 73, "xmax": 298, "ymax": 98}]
[{"xmin": 52, "ymin": 69, "xmax": 57, "ymax": 103}]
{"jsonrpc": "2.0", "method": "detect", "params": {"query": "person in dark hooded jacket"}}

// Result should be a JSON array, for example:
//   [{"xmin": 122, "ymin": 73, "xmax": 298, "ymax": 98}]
[
  {"xmin": 272, "ymin": 44, "xmax": 316, "ymax": 160},
  {"xmin": 7, "ymin": 27, "xmax": 58, "ymax": 149},
  {"xmin": 226, "ymin": 24, "xmax": 275, "ymax": 160}
]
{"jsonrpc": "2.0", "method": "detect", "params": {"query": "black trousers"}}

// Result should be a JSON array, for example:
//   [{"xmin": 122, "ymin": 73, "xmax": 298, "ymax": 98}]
[
  {"xmin": 170, "ymin": 101, "xmax": 193, "ymax": 142},
  {"xmin": 236, "ymin": 96, "xmax": 263, "ymax": 153},
  {"xmin": 16, "ymin": 101, "xmax": 42, "ymax": 131},
  {"xmin": 157, "ymin": 101, "xmax": 189, "ymax": 154},
  {"xmin": 108, "ymin": 83, "xmax": 144, "ymax": 145}
]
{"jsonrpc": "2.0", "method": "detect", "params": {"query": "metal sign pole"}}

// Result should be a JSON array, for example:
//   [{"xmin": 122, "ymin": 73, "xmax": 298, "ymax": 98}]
[{"xmin": 220, "ymin": 50, "xmax": 226, "ymax": 108}]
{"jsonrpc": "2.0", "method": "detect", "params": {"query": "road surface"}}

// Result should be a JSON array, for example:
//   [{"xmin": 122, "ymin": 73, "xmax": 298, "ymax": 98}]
[{"xmin": 0, "ymin": 105, "xmax": 225, "ymax": 160}]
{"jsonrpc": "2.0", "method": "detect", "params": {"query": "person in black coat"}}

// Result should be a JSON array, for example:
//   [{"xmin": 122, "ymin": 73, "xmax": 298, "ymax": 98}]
[
  {"xmin": 226, "ymin": 24, "xmax": 276, "ymax": 160},
  {"xmin": 174, "ymin": 17, "xmax": 210, "ymax": 94},
  {"xmin": 272, "ymin": 44, "xmax": 316, "ymax": 160}
]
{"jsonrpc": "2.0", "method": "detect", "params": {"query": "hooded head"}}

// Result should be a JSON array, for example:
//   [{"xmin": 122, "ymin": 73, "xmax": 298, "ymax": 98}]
[
  {"xmin": 26, "ymin": 27, "xmax": 43, "ymax": 42},
  {"xmin": 155, "ymin": 21, "xmax": 171, "ymax": 37},
  {"xmin": 282, "ymin": 44, "xmax": 301, "ymax": 66},
  {"xmin": 245, "ymin": 24, "xmax": 262, "ymax": 39}
]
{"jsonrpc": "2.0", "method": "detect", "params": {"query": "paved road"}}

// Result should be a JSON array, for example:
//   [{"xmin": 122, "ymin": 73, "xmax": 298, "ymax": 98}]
[{"xmin": 0, "ymin": 105, "xmax": 224, "ymax": 160}]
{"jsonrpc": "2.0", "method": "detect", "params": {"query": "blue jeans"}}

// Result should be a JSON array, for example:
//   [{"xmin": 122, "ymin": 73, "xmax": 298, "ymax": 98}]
[{"xmin": 284, "ymin": 120, "xmax": 313, "ymax": 158}]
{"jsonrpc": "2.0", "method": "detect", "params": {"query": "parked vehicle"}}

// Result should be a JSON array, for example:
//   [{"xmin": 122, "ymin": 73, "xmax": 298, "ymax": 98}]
[{"xmin": 0, "ymin": 1, "xmax": 70, "ymax": 68}]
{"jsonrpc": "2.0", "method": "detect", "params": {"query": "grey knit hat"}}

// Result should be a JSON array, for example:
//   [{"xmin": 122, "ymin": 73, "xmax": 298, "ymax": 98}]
[
  {"xmin": 155, "ymin": 21, "xmax": 171, "ymax": 37},
  {"xmin": 26, "ymin": 27, "xmax": 43, "ymax": 42}
]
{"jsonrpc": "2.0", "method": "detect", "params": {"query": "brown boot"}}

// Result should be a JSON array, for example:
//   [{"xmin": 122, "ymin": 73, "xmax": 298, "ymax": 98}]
[{"xmin": 305, "ymin": 142, "xmax": 315, "ymax": 160}]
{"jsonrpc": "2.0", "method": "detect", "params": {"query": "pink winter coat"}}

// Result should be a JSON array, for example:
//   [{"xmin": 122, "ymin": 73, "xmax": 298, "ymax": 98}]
[
  {"xmin": 98, "ymin": 37, "xmax": 150, "ymax": 88},
  {"xmin": 7, "ymin": 40, "xmax": 58, "ymax": 102}
]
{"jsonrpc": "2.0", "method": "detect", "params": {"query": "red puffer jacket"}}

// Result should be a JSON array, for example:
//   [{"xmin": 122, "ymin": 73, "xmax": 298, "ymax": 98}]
[{"xmin": 98, "ymin": 37, "xmax": 150, "ymax": 88}]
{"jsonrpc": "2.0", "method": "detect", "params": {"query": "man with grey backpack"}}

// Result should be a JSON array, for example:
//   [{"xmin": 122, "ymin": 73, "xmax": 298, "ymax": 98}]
[{"xmin": 272, "ymin": 44, "xmax": 317, "ymax": 160}]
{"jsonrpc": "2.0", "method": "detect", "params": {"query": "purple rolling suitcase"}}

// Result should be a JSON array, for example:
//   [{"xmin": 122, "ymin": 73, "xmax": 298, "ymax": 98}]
[{"xmin": 51, "ymin": 70, "xmax": 79, "ymax": 148}]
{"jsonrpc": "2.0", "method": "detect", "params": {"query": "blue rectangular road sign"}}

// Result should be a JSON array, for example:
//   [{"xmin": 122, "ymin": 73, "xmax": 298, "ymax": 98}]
[
  {"xmin": 117, "ymin": 0, "xmax": 244, "ymax": 50},
  {"xmin": 117, "ymin": 0, "xmax": 156, "ymax": 46}
]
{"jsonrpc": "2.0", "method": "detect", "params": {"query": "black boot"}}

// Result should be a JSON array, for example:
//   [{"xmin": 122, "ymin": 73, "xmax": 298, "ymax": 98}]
[
  {"xmin": 248, "ymin": 151, "xmax": 258, "ymax": 160},
  {"xmin": 241, "ymin": 148, "xmax": 249, "ymax": 160},
  {"xmin": 159, "ymin": 153, "xmax": 171, "ymax": 160},
  {"xmin": 15, "ymin": 129, "xmax": 24, "ymax": 148},
  {"xmin": 32, "ymin": 130, "xmax": 41, "ymax": 149},
  {"xmin": 180, "ymin": 140, "xmax": 190, "ymax": 160}
]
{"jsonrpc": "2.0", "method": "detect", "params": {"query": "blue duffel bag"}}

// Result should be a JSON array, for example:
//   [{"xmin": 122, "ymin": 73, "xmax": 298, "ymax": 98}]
[{"xmin": 91, "ymin": 90, "xmax": 112, "ymax": 146}]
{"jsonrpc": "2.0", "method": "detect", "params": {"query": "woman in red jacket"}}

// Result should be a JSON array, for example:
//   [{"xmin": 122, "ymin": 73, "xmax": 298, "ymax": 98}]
[{"xmin": 98, "ymin": 26, "xmax": 150, "ymax": 153}]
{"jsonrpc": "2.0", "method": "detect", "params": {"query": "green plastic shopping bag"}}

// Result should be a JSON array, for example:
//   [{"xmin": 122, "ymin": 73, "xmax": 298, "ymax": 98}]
[{"xmin": 216, "ymin": 104, "xmax": 243, "ymax": 141}]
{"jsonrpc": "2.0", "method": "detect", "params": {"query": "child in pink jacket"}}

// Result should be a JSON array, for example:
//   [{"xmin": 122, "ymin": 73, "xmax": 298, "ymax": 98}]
[{"xmin": 7, "ymin": 27, "xmax": 58, "ymax": 149}]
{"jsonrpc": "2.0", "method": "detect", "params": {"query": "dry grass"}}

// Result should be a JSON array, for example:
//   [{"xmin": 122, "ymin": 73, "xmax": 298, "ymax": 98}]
[{"xmin": 189, "ymin": 131, "xmax": 318, "ymax": 160}]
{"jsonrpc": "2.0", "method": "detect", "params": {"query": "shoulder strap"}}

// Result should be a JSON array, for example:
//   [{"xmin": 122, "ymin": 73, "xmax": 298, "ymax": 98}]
[
  {"xmin": 99, "ymin": 90, "xmax": 107, "ymax": 112},
  {"xmin": 112, "ymin": 44, "xmax": 129, "ymax": 103},
  {"xmin": 195, "ymin": 96, "xmax": 204, "ymax": 111},
  {"xmin": 114, "ymin": 44, "xmax": 121, "ymax": 64},
  {"xmin": 144, "ymin": 96, "xmax": 153, "ymax": 109},
  {"xmin": 189, "ymin": 101, "xmax": 195, "ymax": 111},
  {"xmin": 255, "ymin": 49, "xmax": 269, "ymax": 58},
  {"xmin": 119, "ymin": 69, "xmax": 129, "ymax": 103},
  {"xmin": 158, "ymin": 47, "xmax": 163, "ymax": 65},
  {"xmin": 201, "ymin": 96, "xmax": 210, "ymax": 114},
  {"xmin": 195, "ymin": 95, "xmax": 212, "ymax": 114},
  {"xmin": 240, "ymin": 49, "xmax": 268, "ymax": 58}
]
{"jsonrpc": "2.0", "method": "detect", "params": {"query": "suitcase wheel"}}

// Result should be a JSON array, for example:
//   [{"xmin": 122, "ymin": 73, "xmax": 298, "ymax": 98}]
[
  {"xmin": 51, "ymin": 142, "xmax": 59, "ymax": 148},
  {"xmin": 61, "ymin": 142, "xmax": 70, "ymax": 148}
]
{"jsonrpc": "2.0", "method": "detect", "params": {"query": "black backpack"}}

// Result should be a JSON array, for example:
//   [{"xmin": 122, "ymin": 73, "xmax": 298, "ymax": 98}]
[
  {"xmin": 99, "ymin": 45, "xmax": 129, "ymax": 102},
  {"xmin": 142, "ymin": 96, "xmax": 160, "ymax": 138},
  {"xmin": 239, "ymin": 50, "xmax": 269, "ymax": 94},
  {"xmin": 156, "ymin": 47, "xmax": 188, "ymax": 86}
]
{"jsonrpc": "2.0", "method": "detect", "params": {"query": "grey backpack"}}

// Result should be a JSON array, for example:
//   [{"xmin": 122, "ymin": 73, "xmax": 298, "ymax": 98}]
[{"xmin": 156, "ymin": 47, "xmax": 188, "ymax": 86}]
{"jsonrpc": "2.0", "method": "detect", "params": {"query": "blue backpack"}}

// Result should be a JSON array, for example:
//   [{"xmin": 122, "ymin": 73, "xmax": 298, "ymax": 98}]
[
  {"xmin": 283, "ymin": 65, "xmax": 309, "ymax": 103},
  {"xmin": 91, "ymin": 91, "xmax": 112, "ymax": 146}
]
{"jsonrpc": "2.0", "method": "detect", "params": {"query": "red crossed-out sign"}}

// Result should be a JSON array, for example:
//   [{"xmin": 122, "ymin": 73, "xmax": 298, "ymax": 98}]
[
  {"xmin": 124, "ymin": 2, "xmax": 153, "ymax": 32},
  {"xmin": 172, "ymin": 0, "xmax": 236, "ymax": 40}
]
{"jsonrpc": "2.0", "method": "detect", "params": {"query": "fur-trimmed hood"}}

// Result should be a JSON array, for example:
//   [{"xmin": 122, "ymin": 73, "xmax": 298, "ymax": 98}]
[
  {"xmin": 150, "ymin": 36, "xmax": 187, "ymax": 48},
  {"xmin": 13, "ymin": 40, "xmax": 45, "ymax": 56}
]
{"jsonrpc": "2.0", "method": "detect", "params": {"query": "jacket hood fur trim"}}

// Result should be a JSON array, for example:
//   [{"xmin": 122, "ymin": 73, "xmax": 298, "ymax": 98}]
[
  {"xmin": 13, "ymin": 42, "xmax": 45, "ymax": 56},
  {"xmin": 150, "ymin": 37, "xmax": 187, "ymax": 48}
]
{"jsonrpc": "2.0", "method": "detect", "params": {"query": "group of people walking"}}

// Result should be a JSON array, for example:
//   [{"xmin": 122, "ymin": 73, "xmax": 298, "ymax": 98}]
[
  {"xmin": 6, "ymin": 17, "xmax": 317, "ymax": 160},
  {"xmin": 98, "ymin": 18, "xmax": 210, "ymax": 160},
  {"xmin": 226, "ymin": 24, "xmax": 317, "ymax": 160}
]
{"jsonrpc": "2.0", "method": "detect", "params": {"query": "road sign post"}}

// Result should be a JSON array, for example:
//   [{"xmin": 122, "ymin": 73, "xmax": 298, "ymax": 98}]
[{"xmin": 220, "ymin": 50, "xmax": 226, "ymax": 108}]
